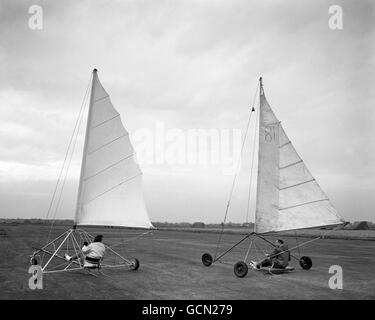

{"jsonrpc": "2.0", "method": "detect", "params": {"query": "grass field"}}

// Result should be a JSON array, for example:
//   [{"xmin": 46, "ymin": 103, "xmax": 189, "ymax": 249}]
[{"xmin": 1, "ymin": 224, "xmax": 375, "ymax": 299}]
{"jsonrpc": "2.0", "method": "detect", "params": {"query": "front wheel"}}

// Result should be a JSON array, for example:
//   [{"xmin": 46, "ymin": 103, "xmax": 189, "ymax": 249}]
[
  {"xmin": 299, "ymin": 256, "xmax": 312, "ymax": 270},
  {"xmin": 202, "ymin": 253, "xmax": 213, "ymax": 266},
  {"xmin": 129, "ymin": 258, "xmax": 140, "ymax": 271},
  {"xmin": 234, "ymin": 261, "xmax": 248, "ymax": 278}
]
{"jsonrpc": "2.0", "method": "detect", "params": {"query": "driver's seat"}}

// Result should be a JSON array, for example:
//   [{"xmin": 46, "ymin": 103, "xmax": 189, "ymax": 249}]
[{"xmin": 84, "ymin": 256, "xmax": 102, "ymax": 269}]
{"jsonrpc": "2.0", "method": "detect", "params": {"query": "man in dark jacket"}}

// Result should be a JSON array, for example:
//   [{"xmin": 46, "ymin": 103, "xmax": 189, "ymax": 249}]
[{"xmin": 255, "ymin": 239, "xmax": 290, "ymax": 269}]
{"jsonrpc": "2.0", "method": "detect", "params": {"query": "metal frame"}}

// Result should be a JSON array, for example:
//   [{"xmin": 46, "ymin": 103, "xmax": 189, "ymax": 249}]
[
  {"xmin": 208, "ymin": 232, "xmax": 320, "ymax": 267},
  {"xmin": 208, "ymin": 222, "xmax": 347, "ymax": 269},
  {"xmin": 31, "ymin": 228, "xmax": 137, "ymax": 275}
]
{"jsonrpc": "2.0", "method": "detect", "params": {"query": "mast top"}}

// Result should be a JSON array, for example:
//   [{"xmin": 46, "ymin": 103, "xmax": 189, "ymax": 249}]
[
  {"xmin": 93, "ymin": 68, "xmax": 98, "ymax": 73},
  {"xmin": 259, "ymin": 77, "xmax": 264, "ymax": 95}
]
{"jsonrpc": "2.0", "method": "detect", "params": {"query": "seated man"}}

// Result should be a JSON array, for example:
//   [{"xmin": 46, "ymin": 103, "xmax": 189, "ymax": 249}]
[
  {"xmin": 65, "ymin": 235, "xmax": 106, "ymax": 268},
  {"xmin": 254, "ymin": 239, "xmax": 290, "ymax": 269},
  {"xmin": 82, "ymin": 235, "xmax": 106, "ymax": 267}
]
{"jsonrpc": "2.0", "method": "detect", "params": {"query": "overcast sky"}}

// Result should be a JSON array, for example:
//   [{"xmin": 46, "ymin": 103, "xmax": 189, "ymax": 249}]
[{"xmin": 0, "ymin": 0, "xmax": 374, "ymax": 224}]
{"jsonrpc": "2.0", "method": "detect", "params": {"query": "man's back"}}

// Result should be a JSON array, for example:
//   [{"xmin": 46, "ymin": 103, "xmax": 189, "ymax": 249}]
[{"xmin": 83, "ymin": 242, "xmax": 106, "ymax": 259}]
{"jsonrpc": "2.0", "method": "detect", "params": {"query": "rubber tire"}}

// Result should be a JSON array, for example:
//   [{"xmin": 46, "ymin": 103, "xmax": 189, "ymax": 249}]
[
  {"xmin": 129, "ymin": 258, "xmax": 140, "ymax": 271},
  {"xmin": 202, "ymin": 253, "xmax": 213, "ymax": 267},
  {"xmin": 234, "ymin": 261, "xmax": 248, "ymax": 278},
  {"xmin": 299, "ymin": 256, "xmax": 312, "ymax": 270}
]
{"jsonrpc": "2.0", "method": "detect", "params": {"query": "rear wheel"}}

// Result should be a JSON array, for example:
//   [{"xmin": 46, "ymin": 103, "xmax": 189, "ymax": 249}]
[
  {"xmin": 299, "ymin": 256, "xmax": 312, "ymax": 270},
  {"xmin": 234, "ymin": 261, "xmax": 248, "ymax": 278},
  {"xmin": 202, "ymin": 253, "xmax": 213, "ymax": 266},
  {"xmin": 129, "ymin": 258, "xmax": 140, "ymax": 271}
]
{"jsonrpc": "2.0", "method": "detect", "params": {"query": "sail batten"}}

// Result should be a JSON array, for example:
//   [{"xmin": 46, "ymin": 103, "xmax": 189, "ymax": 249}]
[
  {"xmin": 279, "ymin": 141, "xmax": 291, "ymax": 148},
  {"xmin": 83, "ymin": 153, "xmax": 135, "ymax": 181},
  {"xmin": 279, "ymin": 178, "xmax": 315, "ymax": 190},
  {"xmin": 92, "ymin": 114, "xmax": 120, "ymax": 128},
  {"xmin": 279, "ymin": 160, "xmax": 303, "ymax": 170},
  {"xmin": 88, "ymin": 133, "xmax": 129, "ymax": 155},
  {"xmin": 255, "ymin": 82, "xmax": 344, "ymax": 233},
  {"xmin": 279, "ymin": 198, "xmax": 329, "ymax": 211},
  {"xmin": 85, "ymin": 173, "xmax": 143, "ymax": 204},
  {"xmin": 95, "ymin": 95, "xmax": 110, "ymax": 103},
  {"xmin": 74, "ymin": 70, "xmax": 154, "ymax": 229}
]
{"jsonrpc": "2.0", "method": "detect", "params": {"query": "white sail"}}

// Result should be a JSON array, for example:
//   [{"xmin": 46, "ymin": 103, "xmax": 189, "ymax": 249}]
[
  {"xmin": 255, "ymin": 85, "xmax": 344, "ymax": 233},
  {"xmin": 75, "ymin": 70, "xmax": 154, "ymax": 229}
]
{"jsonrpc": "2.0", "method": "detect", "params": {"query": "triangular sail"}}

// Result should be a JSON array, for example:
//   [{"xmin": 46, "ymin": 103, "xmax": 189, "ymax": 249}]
[
  {"xmin": 255, "ymin": 83, "xmax": 344, "ymax": 233},
  {"xmin": 75, "ymin": 70, "xmax": 154, "ymax": 229}
]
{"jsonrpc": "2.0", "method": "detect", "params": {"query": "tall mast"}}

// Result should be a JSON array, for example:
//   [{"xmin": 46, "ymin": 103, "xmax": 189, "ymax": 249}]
[
  {"xmin": 73, "ymin": 68, "xmax": 97, "ymax": 228},
  {"xmin": 259, "ymin": 77, "xmax": 263, "ymax": 96},
  {"xmin": 254, "ymin": 76, "xmax": 263, "ymax": 232}
]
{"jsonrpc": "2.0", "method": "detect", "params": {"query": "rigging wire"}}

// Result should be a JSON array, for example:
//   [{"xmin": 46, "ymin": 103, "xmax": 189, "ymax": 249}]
[
  {"xmin": 49, "ymin": 92, "xmax": 88, "ymax": 219},
  {"xmin": 213, "ymin": 82, "xmax": 260, "ymax": 259},
  {"xmin": 253, "ymin": 240, "xmax": 260, "ymax": 261},
  {"xmin": 43, "ymin": 75, "xmax": 92, "ymax": 222},
  {"xmin": 39, "ymin": 74, "xmax": 92, "ymax": 263},
  {"xmin": 244, "ymin": 238, "xmax": 253, "ymax": 262},
  {"xmin": 104, "ymin": 230, "xmax": 154, "ymax": 248}
]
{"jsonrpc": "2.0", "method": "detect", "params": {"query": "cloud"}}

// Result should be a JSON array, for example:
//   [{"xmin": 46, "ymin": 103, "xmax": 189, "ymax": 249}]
[{"xmin": 0, "ymin": 0, "xmax": 374, "ymax": 223}]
